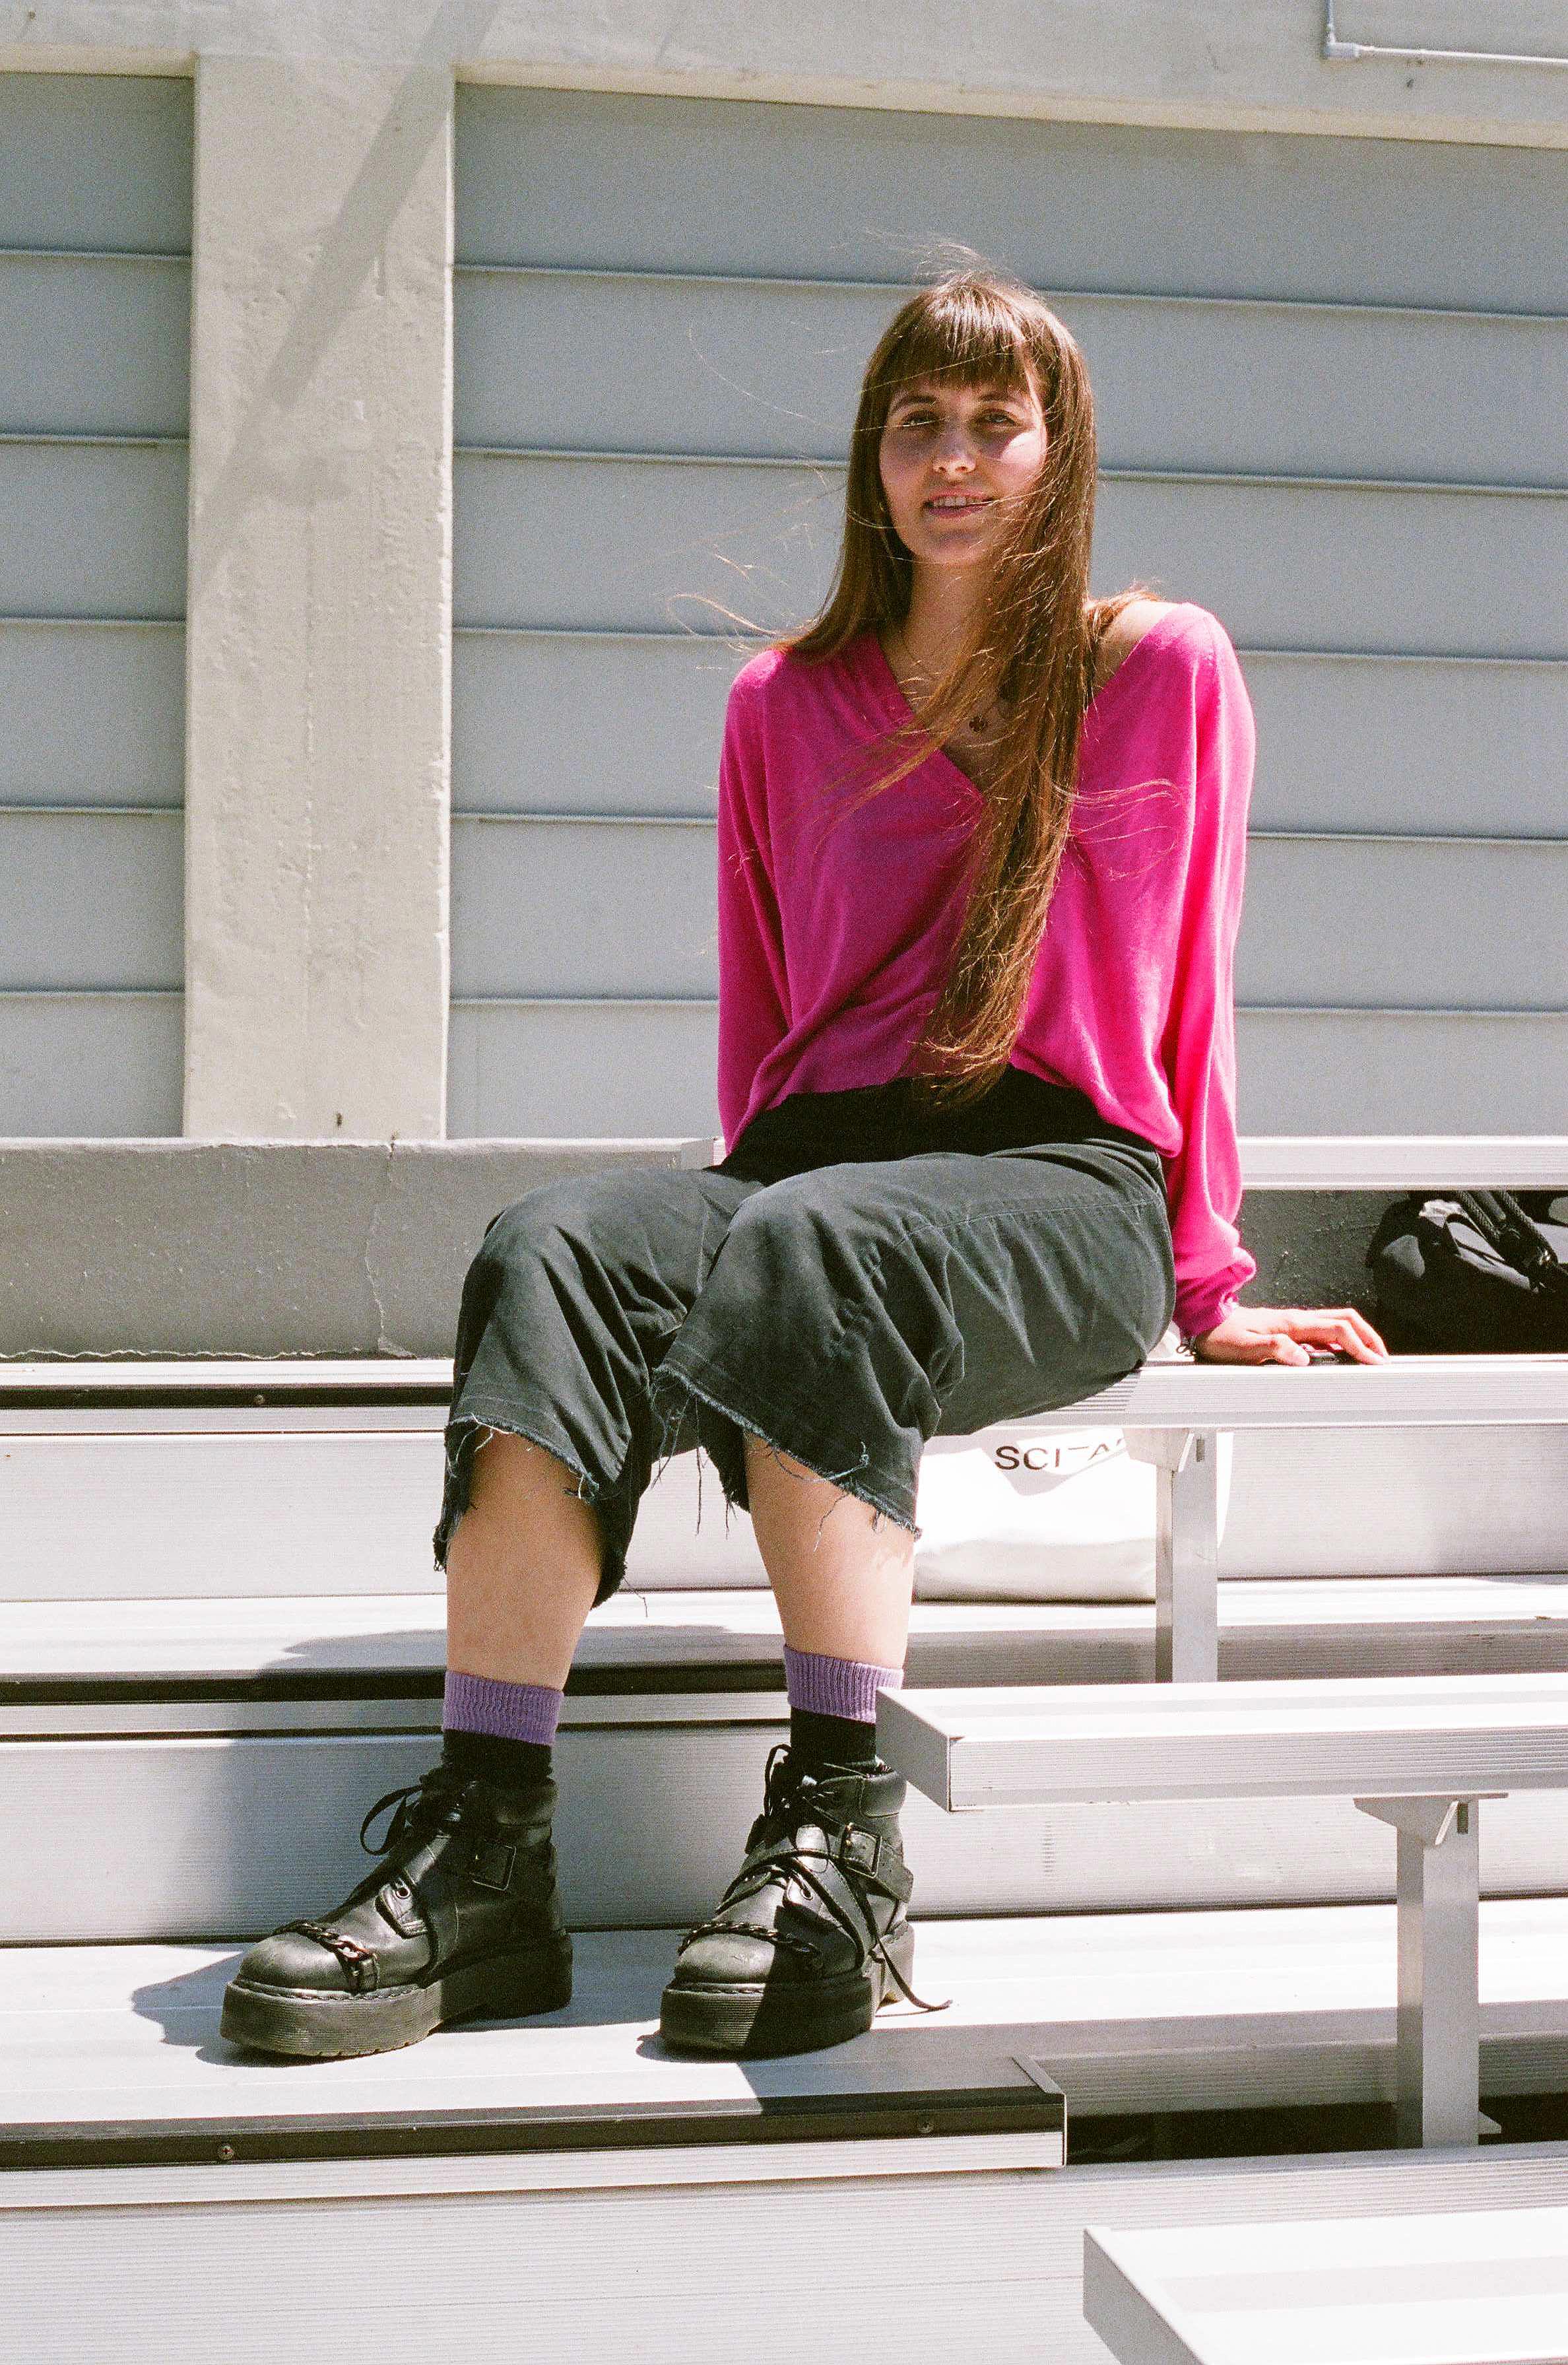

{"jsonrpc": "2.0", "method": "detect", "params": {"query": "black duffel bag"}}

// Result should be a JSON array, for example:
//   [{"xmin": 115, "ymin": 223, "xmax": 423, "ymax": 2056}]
[{"xmin": 1367, "ymin": 1188, "xmax": 1568, "ymax": 1353}]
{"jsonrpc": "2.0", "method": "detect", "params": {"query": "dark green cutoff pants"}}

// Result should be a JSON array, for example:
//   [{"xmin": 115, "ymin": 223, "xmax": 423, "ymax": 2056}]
[{"xmin": 435, "ymin": 1067, "xmax": 1176, "ymax": 1604}]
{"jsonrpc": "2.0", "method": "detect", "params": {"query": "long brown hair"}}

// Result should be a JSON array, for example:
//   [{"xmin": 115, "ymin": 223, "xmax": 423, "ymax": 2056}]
[{"xmin": 785, "ymin": 267, "xmax": 1154, "ymax": 1107}]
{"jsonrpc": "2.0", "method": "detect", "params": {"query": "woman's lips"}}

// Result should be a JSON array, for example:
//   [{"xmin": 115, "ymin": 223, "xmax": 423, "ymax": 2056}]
[{"xmin": 924, "ymin": 494, "xmax": 993, "ymax": 513}]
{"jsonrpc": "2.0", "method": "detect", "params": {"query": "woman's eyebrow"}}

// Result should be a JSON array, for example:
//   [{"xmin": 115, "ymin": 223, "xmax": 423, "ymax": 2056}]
[{"xmin": 888, "ymin": 382, "xmax": 1025, "ymax": 409}]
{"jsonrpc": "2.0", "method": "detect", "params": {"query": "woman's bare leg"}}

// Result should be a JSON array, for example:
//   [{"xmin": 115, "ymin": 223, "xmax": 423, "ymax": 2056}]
[
  {"xmin": 444, "ymin": 1428, "xmax": 914, "ymax": 1689},
  {"xmin": 443, "ymin": 1432, "xmax": 604, "ymax": 1688},
  {"xmin": 742, "ymin": 1433, "xmax": 915, "ymax": 1669}
]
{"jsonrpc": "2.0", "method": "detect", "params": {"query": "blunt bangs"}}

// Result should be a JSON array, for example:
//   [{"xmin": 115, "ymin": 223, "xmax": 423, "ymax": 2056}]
[{"xmin": 867, "ymin": 284, "xmax": 1045, "ymax": 422}]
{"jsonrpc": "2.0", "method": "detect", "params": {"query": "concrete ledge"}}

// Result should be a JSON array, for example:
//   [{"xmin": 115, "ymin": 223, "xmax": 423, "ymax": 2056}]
[
  {"xmin": 0, "ymin": 1139, "xmax": 1399, "ymax": 1360},
  {"xmin": 4, "ymin": 4, "xmax": 1567, "ymax": 151},
  {"xmin": 0, "ymin": 1139, "xmax": 709, "ymax": 1360}
]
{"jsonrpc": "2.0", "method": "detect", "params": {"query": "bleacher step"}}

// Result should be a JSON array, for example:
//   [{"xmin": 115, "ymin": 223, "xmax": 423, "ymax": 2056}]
[
  {"xmin": 7, "ymin": 1900, "xmax": 1568, "ymax": 2164},
  {"xmin": 10, "ymin": 1583, "xmax": 1568, "ymax": 1940},
  {"xmin": 1086, "ymin": 2205, "xmax": 1568, "ymax": 2364}
]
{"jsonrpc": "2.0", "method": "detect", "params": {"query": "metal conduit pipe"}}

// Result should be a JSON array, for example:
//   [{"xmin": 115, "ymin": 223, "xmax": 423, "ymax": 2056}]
[{"xmin": 1324, "ymin": 0, "xmax": 1568, "ymax": 67}]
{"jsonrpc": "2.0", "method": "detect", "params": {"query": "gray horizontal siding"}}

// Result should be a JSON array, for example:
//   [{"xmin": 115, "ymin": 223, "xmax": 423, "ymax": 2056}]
[
  {"xmin": 452, "ymin": 629, "xmax": 745, "ymax": 817},
  {"xmin": 0, "ymin": 993, "xmax": 182, "ymax": 1137},
  {"xmin": 0, "ymin": 440, "xmax": 187, "ymax": 621},
  {"xmin": 451, "ymin": 816, "xmax": 714, "ymax": 999},
  {"xmin": 1241, "ymin": 838, "xmax": 1568, "ymax": 1013},
  {"xmin": 455, "ymin": 453, "xmax": 1568, "ymax": 658},
  {"xmin": 0, "ymin": 809, "xmax": 183, "ymax": 991},
  {"xmin": 1238, "ymin": 1013, "xmax": 1568, "ymax": 1137},
  {"xmin": 0, "ymin": 251, "xmax": 190, "ymax": 438},
  {"xmin": 450, "ymin": 92, "xmax": 1568, "ymax": 1141},
  {"xmin": 451, "ymin": 816, "xmax": 1568, "ymax": 1014},
  {"xmin": 455, "ymin": 86, "xmax": 1568, "ymax": 312},
  {"xmin": 1241, "ymin": 652, "xmax": 1568, "ymax": 838},
  {"xmin": 448, "ymin": 999, "xmax": 719, "ymax": 1138},
  {"xmin": 0, "ymin": 620, "xmax": 183, "ymax": 807},
  {"xmin": 0, "ymin": 73, "xmax": 191, "ymax": 1137},
  {"xmin": 453, "ymin": 635, "xmax": 1568, "ymax": 842},
  {"xmin": 456, "ymin": 269, "xmax": 1568, "ymax": 488},
  {"xmin": 448, "ymin": 1000, "xmax": 1568, "ymax": 1141},
  {"xmin": 0, "ymin": 74, "xmax": 191, "ymax": 253}
]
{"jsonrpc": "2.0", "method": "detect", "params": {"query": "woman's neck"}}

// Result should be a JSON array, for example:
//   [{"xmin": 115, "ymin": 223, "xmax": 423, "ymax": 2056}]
[{"xmin": 894, "ymin": 566, "xmax": 985, "ymax": 680}]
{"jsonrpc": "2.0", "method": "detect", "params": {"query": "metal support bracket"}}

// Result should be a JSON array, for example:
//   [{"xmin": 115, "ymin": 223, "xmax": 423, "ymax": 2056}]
[
  {"xmin": 1125, "ymin": 1428, "xmax": 1224, "ymax": 1682},
  {"xmin": 1354, "ymin": 1791, "xmax": 1503, "ymax": 2147},
  {"xmin": 1010, "ymin": 2057, "xmax": 1068, "ymax": 2168}
]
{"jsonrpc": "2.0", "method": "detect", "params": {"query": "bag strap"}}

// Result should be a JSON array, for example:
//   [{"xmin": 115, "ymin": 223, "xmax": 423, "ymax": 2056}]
[{"xmin": 1455, "ymin": 1189, "xmax": 1568, "ymax": 1295}]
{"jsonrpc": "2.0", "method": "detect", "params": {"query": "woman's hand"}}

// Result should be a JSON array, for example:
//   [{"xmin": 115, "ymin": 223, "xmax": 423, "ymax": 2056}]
[{"xmin": 1191, "ymin": 1306, "xmax": 1388, "ymax": 1366}]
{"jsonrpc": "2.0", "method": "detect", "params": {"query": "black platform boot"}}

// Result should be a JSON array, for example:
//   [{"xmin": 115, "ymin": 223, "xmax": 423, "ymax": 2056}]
[
  {"xmin": 659, "ymin": 1743, "xmax": 942, "ymax": 2058},
  {"xmin": 220, "ymin": 1761, "xmax": 572, "ymax": 2059}
]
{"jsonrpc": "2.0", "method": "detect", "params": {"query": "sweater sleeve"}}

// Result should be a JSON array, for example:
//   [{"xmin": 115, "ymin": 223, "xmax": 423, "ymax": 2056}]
[
  {"xmin": 1159, "ymin": 616, "xmax": 1258, "ymax": 1339},
  {"xmin": 714, "ymin": 669, "xmax": 791, "ymax": 1147}
]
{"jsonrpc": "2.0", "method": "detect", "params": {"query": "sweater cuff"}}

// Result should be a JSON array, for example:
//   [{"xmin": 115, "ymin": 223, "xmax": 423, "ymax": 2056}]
[{"xmin": 1173, "ymin": 1286, "xmax": 1241, "ymax": 1348}]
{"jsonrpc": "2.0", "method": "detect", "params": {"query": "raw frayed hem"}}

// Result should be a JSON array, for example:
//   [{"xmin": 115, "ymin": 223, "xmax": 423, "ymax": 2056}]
[
  {"xmin": 433, "ymin": 1408, "xmax": 625, "ymax": 1595},
  {"xmin": 647, "ymin": 1360, "xmax": 919, "ymax": 1550}
]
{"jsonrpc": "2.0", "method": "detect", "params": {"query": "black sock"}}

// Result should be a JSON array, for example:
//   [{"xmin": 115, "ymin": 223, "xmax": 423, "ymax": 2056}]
[
  {"xmin": 441, "ymin": 1725, "xmax": 553, "ymax": 1792},
  {"xmin": 789, "ymin": 1706, "xmax": 880, "ymax": 1774}
]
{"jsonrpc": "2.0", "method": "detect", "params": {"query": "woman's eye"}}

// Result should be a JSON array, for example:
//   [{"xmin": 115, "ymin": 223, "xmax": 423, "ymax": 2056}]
[{"xmin": 894, "ymin": 411, "xmax": 1018, "ymax": 432}]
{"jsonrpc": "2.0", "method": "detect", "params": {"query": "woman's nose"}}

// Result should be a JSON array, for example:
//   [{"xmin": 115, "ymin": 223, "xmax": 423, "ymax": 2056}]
[{"xmin": 932, "ymin": 423, "xmax": 976, "ymax": 470}]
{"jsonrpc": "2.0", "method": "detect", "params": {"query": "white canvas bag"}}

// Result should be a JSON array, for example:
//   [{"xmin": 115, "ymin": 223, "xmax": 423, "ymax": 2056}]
[{"xmin": 912, "ymin": 1419, "xmax": 1231, "ymax": 1603}]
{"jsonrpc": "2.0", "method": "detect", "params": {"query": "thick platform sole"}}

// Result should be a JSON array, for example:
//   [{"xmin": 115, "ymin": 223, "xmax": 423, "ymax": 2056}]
[
  {"xmin": 220, "ymin": 1944, "xmax": 573, "ymax": 2061},
  {"xmin": 657, "ymin": 1923, "xmax": 916, "ymax": 2060}
]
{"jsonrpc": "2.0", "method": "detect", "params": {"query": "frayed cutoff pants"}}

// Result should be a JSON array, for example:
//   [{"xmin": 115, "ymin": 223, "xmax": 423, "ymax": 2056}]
[{"xmin": 434, "ymin": 1068, "xmax": 1177, "ymax": 1605}]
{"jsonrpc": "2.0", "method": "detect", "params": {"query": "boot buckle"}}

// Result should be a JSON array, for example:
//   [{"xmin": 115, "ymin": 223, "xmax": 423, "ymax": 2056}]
[
  {"xmin": 465, "ymin": 1838, "xmax": 519, "ymax": 1892},
  {"xmin": 837, "ymin": 1826, "xmax": 882, "ymax": 1877}
]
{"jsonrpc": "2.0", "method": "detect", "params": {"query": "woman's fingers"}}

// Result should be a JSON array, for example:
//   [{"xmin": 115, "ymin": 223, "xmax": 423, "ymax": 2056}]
[
  {"xmin": 1191, "ymin": 1306, "xmax": 1392, "ymax": 1366},
  {"xmin": 1279, "ymin": 1308, "xmax": 1388, "ymax": 1363},
  {"xmin": 1342, "ymin": 1307, "xmax": 1390, "ymax": 1358}
]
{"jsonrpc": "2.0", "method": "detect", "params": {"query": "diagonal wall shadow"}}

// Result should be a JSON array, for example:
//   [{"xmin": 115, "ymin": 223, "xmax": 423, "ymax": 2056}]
[{"xmin": 187, "ymin": 0, "xmax": 502, "ymax": 610}]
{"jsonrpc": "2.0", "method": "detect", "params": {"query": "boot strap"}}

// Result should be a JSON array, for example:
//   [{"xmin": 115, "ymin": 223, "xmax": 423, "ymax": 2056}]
[
  {"xmin": 709, "ymin": 1833, "xmax": 910, "ymax": 1963},
  {"xmin": 832, "ymin": 1824, "xmax": 913, "ymax": 1903},
  {"xmin": 730, "ymin": 1823, "xmax": 911, "ymax": 1906},
  {"xmin": 280, "ymin": 1917, "xmax": 379, "ymax": 1994}
]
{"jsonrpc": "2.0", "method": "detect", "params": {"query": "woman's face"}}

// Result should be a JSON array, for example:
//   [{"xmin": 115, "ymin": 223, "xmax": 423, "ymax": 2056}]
[{"xmin": 877, "ymin": 368, "xmax": 1047, "ymax": 572}]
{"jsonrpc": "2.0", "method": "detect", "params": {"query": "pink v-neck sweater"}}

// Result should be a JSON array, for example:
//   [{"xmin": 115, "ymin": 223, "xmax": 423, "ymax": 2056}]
[{"xmin": 715, "ymin": 599, "xmax": 1257, "ymax": 1339}]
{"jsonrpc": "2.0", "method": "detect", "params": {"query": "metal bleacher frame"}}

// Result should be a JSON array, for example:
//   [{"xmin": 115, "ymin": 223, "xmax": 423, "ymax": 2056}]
[
  {"xmin": 878, "ymin": 1131, "xmax": 1568, "ymax": 2156},
  {"xmin": 3, "ymin": 1130, "xmax": 1566, "ymax": 2171}
]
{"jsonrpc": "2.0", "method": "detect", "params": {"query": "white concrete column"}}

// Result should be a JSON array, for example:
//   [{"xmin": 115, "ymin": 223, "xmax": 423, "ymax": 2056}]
[{"xmin": 183, "ymin": 53, "xmax": 453, "ymax": 1139}]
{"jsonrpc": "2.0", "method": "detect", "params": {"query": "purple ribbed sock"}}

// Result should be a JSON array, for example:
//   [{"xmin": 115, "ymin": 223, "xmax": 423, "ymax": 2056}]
[
  {"xmin": 783, "ymin": 1644, "xmax": 903, "ymax": 1772},
  {"xmin": 441, "ymin": 1671, "xmax": 563, "ymax": 1791},
  {"xmin": 782, "ymin": 1644, "xmax": 903, "ymax": 1722},
  {"xmin": 443, "ymin": 1669, "xmax": 563, "ymax": 1747}
]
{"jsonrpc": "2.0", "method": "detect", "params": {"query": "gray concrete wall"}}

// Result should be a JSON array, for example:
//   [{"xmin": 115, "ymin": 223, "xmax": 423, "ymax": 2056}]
[
  {"xmin": 5, "ymin": 3, "xmax": 1567, "ymax": 147},
  {"xmin": 0, "ymin": 1139, "xmax": 709, "ymax": 1358},
  {"xmin": 0, "ymin": 1139, "xmax": 1388, "ymax": 1358}
]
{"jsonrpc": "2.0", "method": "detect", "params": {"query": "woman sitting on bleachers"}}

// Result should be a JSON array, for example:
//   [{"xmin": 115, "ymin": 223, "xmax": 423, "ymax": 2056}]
[{"xmin": 222, "ymin": 264, "xmax": 1386, "ymax": 2068}]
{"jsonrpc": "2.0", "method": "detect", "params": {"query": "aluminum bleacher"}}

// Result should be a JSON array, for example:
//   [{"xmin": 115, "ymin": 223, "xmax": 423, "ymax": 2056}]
[
  {"xmin": 1, "ymin": 1134, "xmax": 1565, "ymax": 2358},
  {"xmin": 1084, "ymin": 2206, "xmax": 1568, "ymax": 2364}
]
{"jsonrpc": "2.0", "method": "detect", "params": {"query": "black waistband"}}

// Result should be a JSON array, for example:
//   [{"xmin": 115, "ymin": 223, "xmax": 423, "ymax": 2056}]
[{"xmin": 718, "ymin": 1064, "xmax": 1163, "ymax": 1184}]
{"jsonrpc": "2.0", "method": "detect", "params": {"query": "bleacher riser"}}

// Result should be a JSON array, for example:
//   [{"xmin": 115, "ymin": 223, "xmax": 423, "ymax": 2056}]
[
  {"xmin": 4, "ymin": 2139, "xmax": 1568, "ymax": 2365},
  {"xmin": 9, "ymin": 1717, "xmax": 1568, "ymax": 1943},
  {"xmin": 6, "ymin": 1421, "xmax": 1568, "ymax": 1597}
]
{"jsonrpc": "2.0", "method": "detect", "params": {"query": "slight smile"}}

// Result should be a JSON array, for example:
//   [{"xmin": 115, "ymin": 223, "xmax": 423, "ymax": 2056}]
[{"xmin": 924, "ymin": 494, "xmax": 994, "ymax": 513}]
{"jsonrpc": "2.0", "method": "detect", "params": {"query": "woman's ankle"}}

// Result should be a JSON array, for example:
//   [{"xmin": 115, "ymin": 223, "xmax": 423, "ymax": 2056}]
[
  {"xmin": 782, "ymin": 1644, "xmax": 903, "ymax": 1772},
  {"xmin": 442, "ymin": 1669, "xmax": 562, "ymax": 1791}
]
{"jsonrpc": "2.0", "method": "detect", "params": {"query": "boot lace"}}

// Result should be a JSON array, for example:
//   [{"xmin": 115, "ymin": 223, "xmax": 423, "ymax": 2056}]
[
  {"xmin": 358, "ymin": 1762, "xmax": 472, "ymax": 1860},
  {"xmin": 680, "ymin": 1744, "xmax": 949, "ymax": 2015}
]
